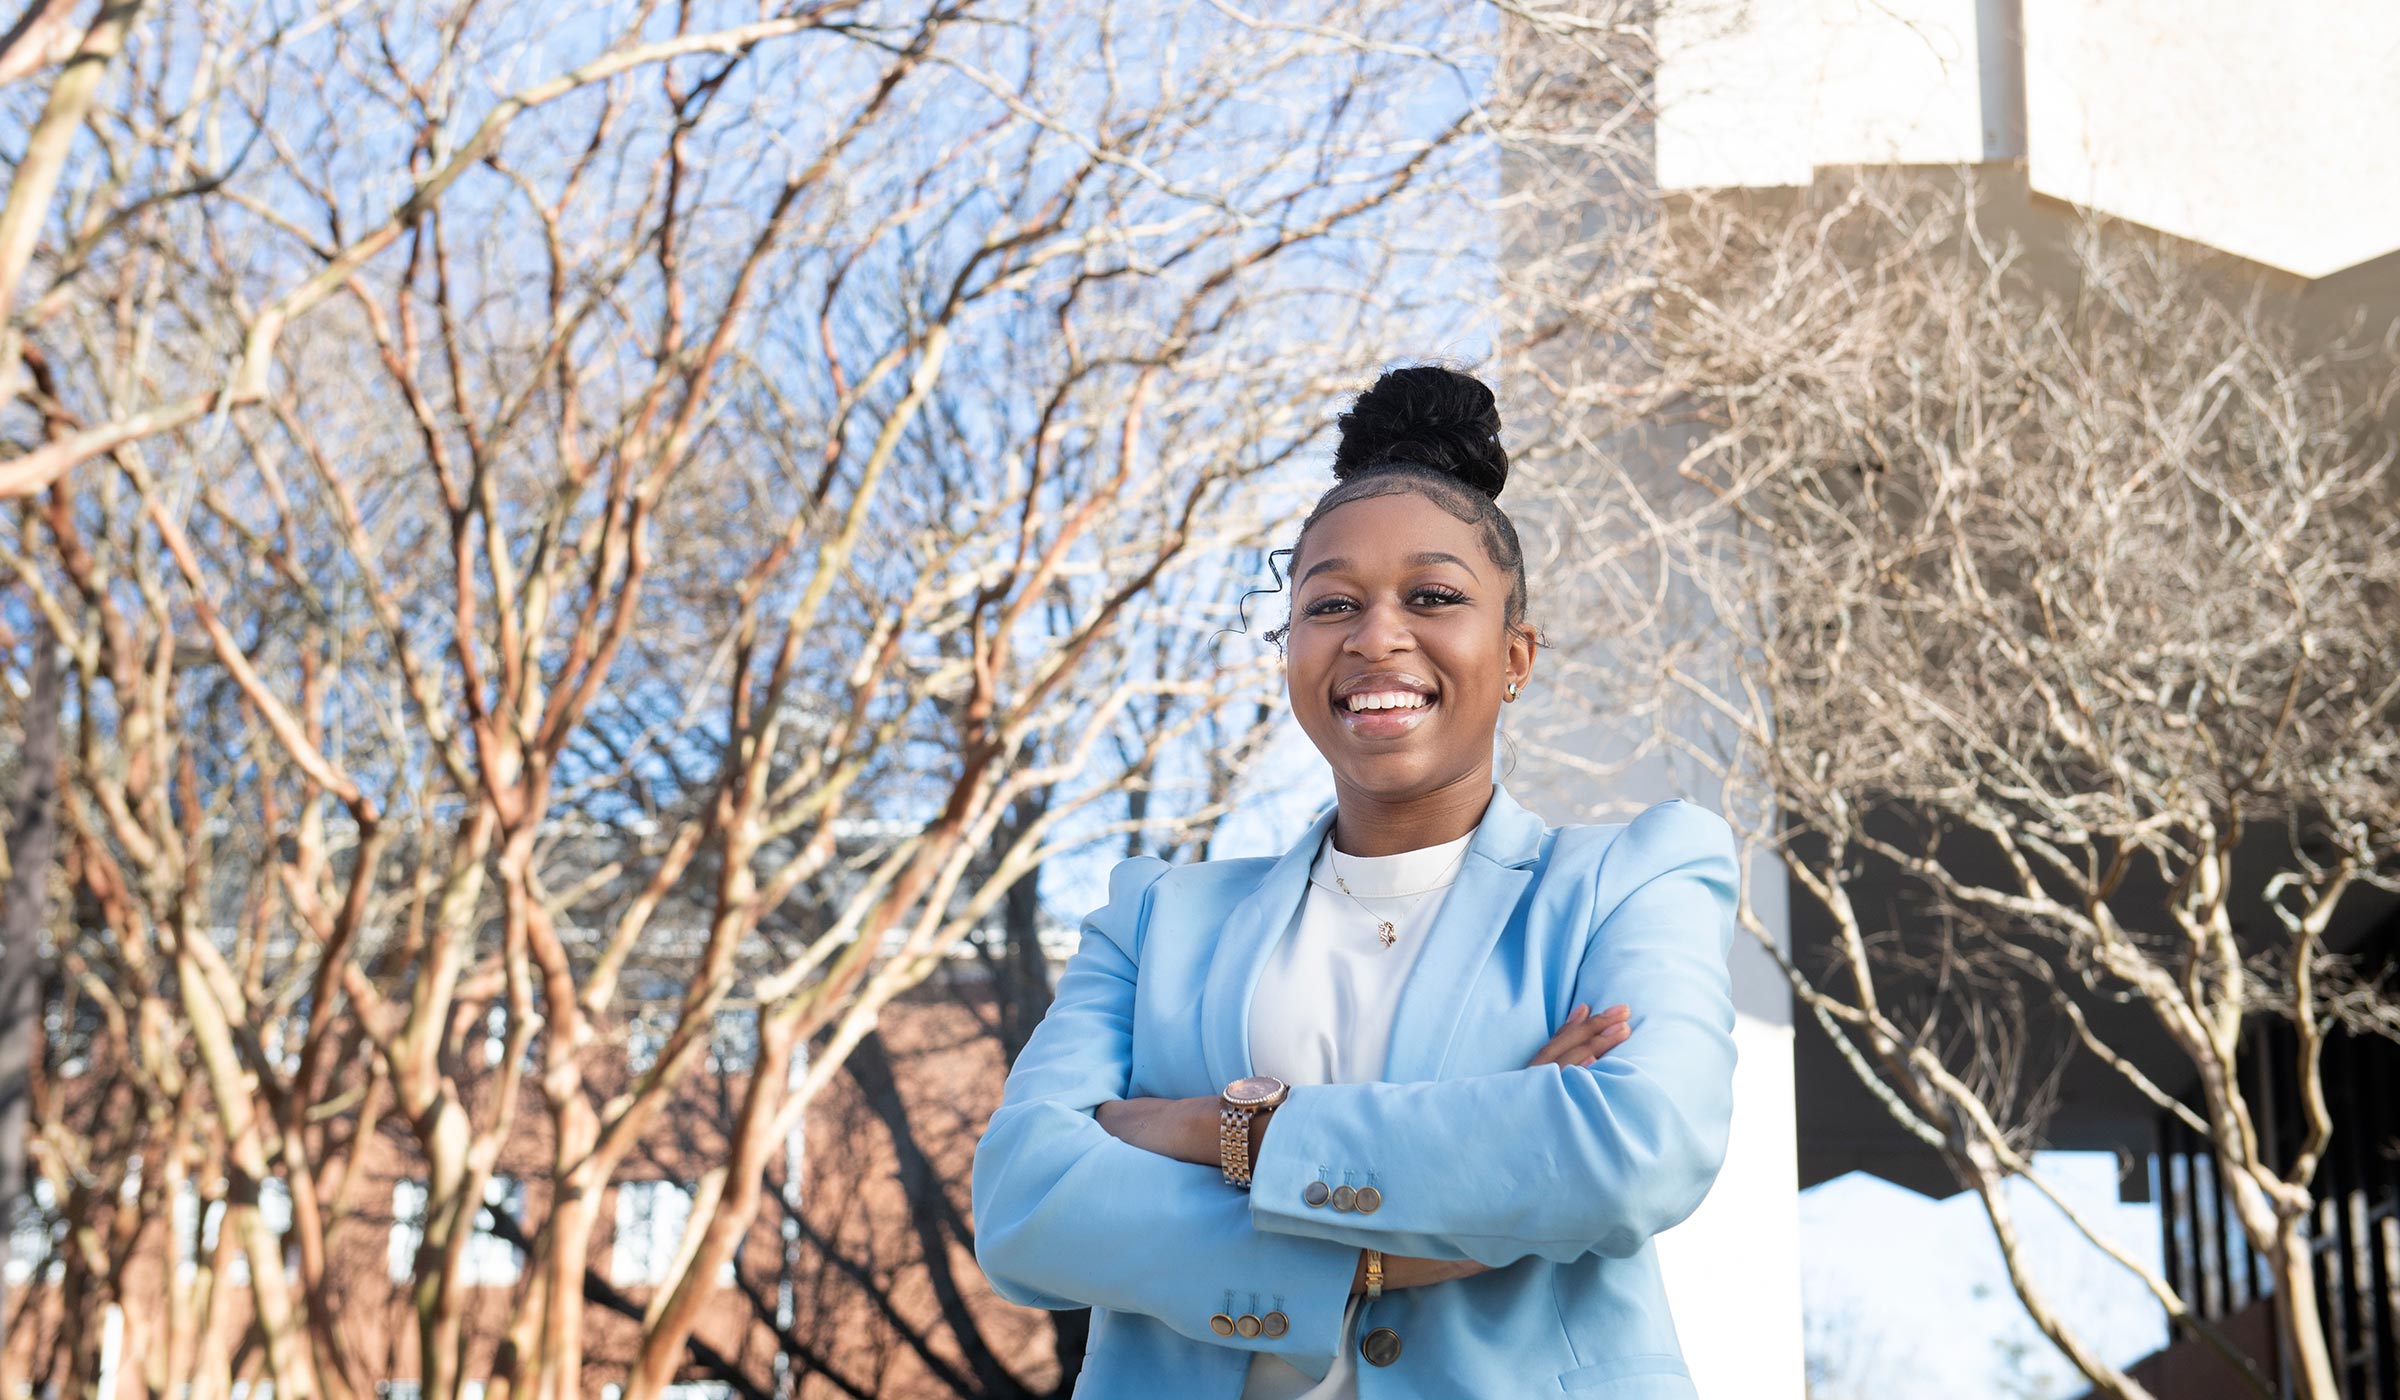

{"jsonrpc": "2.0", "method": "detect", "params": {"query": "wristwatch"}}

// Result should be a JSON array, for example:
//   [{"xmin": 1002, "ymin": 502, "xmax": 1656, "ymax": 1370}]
[{"xmin": 1219, "ymin": 1074, "xmax": 1290, "ymax": 1188}]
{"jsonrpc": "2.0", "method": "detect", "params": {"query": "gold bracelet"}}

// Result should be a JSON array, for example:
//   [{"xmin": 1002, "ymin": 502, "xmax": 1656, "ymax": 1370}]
[{"xmin": 1364, "ymin": 1248, "xmax": 1383, "ymax": 1299}]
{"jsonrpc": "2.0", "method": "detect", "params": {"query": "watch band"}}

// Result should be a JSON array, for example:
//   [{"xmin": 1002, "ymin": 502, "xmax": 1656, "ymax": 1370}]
[
  {"xmin": 1219, "ymin": 1076, "xmax": 1287, "ymax": 1188},
  {"xmin": 1220, "ymin": 1102, "xmax": 1258, "ymax": 1187},
  {"xmin": 1364, "ymin": 1248, "xmax": 1384, "ymax": 1299}
]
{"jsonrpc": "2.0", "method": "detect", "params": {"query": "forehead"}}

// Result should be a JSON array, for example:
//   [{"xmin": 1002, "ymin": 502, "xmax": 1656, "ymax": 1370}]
[{"xmin": 1296, "ymin": 491, "xmax": 1490, "ymax": 580}]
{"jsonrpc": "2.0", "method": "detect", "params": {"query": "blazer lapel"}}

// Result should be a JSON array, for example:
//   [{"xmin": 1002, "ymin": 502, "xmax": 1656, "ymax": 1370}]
[
  {"xmin": 1196, "ymin": 782, "xmax": 1551, "ymax": 1093},
  {"xmin": 1197, "ymin": 800, "xmax": 1339, "ymax": 1093},
  {"xmin": 1379, "ymin": 782, "xmax": 1547, "ymax": 1082}
]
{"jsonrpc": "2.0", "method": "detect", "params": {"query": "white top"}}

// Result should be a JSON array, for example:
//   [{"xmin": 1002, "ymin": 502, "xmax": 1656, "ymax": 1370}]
[{"xmin": 1239, "ymin": 820, "xmax": 1476, "ymax": 1400}]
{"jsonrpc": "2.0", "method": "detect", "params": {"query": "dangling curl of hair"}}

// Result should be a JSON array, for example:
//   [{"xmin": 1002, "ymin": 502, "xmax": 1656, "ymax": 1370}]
[{"xmin": 1226, "ymin": 363, "xmax": 1539, "ymax": 656}]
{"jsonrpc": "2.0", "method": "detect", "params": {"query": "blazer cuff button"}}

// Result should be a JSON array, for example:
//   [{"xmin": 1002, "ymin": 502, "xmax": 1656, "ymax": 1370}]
[
  {"xmin": 1303, "ymin": 1180, "xmax": 1331, "ymax": 1207},
  {"xmin": 1210, "ymin": 1313, "xmax": 1236, "ymax": 1336},
  {"xmin": 1262, "ymin": 1310, "xmax": 1289, "ymax": 1338},
  {"xmin": 1330, "ymin": 1184, "xmax": 1357, "ymax": 1211},
  {"xmin": 1355, "ymin": 1185, "xmax": 1382, "ymax": 1214},
  {"xmin": 1361, "ymin": 1327, "xmax": 1403, "ymax": 1367},
  {"xmin": 1235, "ymin": 1313, "xmax": 1263, "ymax": 1338}
]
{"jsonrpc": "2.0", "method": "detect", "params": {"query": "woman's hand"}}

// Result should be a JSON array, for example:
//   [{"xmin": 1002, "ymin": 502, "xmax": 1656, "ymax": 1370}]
[
  {"xmin": 1525, "ymin": 1002, "xmax": 1630, "ymax": 1068},
  {"xmin": 1085, "ymin": 1102, "xmax": 1502, "ymax": 1297},
  {"xmin": 1095, "ymin": 1006, "xmax": 1639, "ymax": 1299},
  {"xmin": 1364, "ymin": 1003, "xmax": 1634, "ymax": 1293},
  {"xmin": 1379, "ymin": 1004, "xmax": 1635, "ymax": 1294},
  {"xmin": 1094, "ymin": 1094, "xmax": 1226, "ymax": 1166},
  {"xmin": 1091, "ymin": 1003, "xmax": 1634, "ymax": 1165}
]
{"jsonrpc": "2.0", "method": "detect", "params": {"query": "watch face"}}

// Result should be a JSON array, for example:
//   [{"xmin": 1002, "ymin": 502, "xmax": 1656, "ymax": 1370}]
[{"xmin": 1225, "ymin": 1075, "xmax": 1288, "ymax": 1107}]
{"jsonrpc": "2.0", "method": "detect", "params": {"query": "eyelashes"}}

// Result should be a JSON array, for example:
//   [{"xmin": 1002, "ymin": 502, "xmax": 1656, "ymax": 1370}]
[{"xmin": 1302, "ymin": 586, "xmax": 1469, "ymax": 617}]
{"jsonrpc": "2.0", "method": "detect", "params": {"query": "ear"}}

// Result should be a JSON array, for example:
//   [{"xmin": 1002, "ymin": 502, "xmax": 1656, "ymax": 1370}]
[{"xmin": 1507, "ymin": 622, "xmax": 1537, "ymax": 691}]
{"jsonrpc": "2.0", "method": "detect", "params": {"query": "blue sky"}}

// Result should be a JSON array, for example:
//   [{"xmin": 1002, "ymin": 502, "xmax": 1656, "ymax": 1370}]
[{"xmin": 1803, "ymin": 1155, "xmax": 2166, "ymax": 1400}]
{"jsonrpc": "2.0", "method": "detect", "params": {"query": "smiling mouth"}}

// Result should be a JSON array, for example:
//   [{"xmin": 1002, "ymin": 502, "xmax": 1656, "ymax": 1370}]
[{"xmin": 1336, "ymin": 689, "xmax": 1436, "ymax": 737}]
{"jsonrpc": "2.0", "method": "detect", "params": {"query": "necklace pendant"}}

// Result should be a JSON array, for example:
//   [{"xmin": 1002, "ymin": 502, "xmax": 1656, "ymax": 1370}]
[{"xmin": 1377, "ymin": 921, "xmax": 1396, "ymax": 948}]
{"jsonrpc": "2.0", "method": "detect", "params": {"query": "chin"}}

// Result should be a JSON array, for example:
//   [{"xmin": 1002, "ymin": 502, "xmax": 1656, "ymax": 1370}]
[{"xmin": 1323, "ymin": 751, "xmax": 1447, "ymax": 794}]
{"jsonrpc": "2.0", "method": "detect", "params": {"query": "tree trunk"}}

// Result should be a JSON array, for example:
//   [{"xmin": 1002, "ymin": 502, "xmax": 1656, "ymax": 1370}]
[
  {"xmin": 535, "ymin": 1102, "xmax": 601, "ymax": 1400},
  {"xmin": 0, "ymin": 640, "xmax": 62, "ymax": 1326},
  {"xmin": 2270, "ymin": 1217, "xmax": 2341, "ymax": 1400}
]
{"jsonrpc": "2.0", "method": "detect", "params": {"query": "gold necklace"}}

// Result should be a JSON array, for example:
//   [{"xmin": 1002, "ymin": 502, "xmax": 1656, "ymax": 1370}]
[{"xmin": 1321, "ymin": 836, "xmax": 1470, "ymax": 949}]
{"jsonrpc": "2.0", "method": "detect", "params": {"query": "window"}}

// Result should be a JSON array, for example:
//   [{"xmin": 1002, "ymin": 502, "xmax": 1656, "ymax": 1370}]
[
  {"xmin": 176, "ymin": 1177, "xmax": 292, "ymax": 1285},
  {"xmin": 4, "ymin": 1176, "xmax": 58, "ymax": 1286},
  {"xmin": 783, "ymin": 1039, "xmax": 810, "ymax": 1208},
  {"xmin": 612, "ymin": 1179, "xmax": 739, "ymax": 1287},
  {"xmin": 482, "ymin": 1004, "xmax": 537, "ymax": 1072},
  {"xmin": 44, "ymin": 995, "xmax": 93, "ymax": 1077},
  {"xmin": 390, "ymin": 1177, "xmax": 522, "ymax": 1286},
  {"xmin": 708, "ymin": 1010, "xmax": 758, "ymax": 1074},
  {"xmin": 268, "ymin": 999, "xmax": 312, "ymax": 1076},
  {"xmin": 624, "ymin": 1013, "xmax": 667, "ymax": 1076},
  {"xmin": 467, "ymin": 1178, "xmax": 524, "ymax": 1285},
  {"xmin": 612, "ymin": 1179, "xmax": 689, "ymax": 1286},
  {"xmin": 624, "ymin": 1009, "xmax": 759, "ymax": 1078},
  {"xmin": 389, "ymin": 1180, "xmax": 427, "ymax": 1284},
  {"xmin": 270, "ymin": 1012, "xmax": 306, "ymax": 1075}
]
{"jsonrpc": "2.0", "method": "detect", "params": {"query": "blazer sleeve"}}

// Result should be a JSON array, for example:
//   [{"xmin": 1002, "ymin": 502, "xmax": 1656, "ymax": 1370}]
[
  {"xmin": 1244, "ymin": 799, "xmax": 1741, "ymax": 1267},
  {"xmin": 970, "ymin": 854, "xmax": 1362, "ymax": 1359}
]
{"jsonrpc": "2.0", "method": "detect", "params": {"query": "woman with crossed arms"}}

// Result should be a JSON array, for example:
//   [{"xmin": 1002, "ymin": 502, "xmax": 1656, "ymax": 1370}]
[{"xmin": 971, "ymin": 365, "xmax": 1742, "ymax": 1398}]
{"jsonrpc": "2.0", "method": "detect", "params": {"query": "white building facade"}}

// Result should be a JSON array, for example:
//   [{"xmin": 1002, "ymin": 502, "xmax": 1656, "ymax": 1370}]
[{"xmin": 1604, "ymin": 4, "xmax": 2400, "ymax": 1397}]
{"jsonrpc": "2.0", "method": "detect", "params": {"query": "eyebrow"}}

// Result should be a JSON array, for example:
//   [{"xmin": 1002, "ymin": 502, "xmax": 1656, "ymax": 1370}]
[{"xmin": 1297, "ymin": 550, "xmax": 1481, "ymax": 586}]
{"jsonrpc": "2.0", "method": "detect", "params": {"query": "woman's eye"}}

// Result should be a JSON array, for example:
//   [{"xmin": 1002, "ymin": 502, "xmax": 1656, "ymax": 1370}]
[{"xmin": 1303, "ymin": 587, "xmax": 1467, "ymax": 615}]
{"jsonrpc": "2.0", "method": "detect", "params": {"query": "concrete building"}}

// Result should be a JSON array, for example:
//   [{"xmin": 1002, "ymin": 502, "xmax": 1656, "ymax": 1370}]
[{"xmin": 1620, "ymin": 3, "xmax": 2400, "ymax": 1397}]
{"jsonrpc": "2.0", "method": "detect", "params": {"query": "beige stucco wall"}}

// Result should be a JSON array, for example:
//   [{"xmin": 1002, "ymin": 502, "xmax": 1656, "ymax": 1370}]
[
  {"xmin": 1657, "ymin": 0, "xmax": 2400, "ymax": 279},
  {"xmin": 2022, "ymin": 0, "xmax": 2400, "ymax": 278}
]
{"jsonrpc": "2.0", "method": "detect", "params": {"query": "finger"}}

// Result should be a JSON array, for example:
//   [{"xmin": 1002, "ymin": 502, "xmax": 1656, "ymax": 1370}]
[
  {"xmin": 1542, "ymin": 1007, "xmax": 1592, "ymax": 1047},
  {"xmin": 1530, "ymin": 1034, "xmax": 1599, "ymax": 1069},
  {"xmin": 1530, "ymin": 1005, "xmax": 1633, "ymax": 1067},
  {"xmin": 1560, "ymin": 1021, "xmax": 1633, "ymax": 1067},
  {"xmin": 1561, "ymin": 1011, "xmax": 1628, "ymax": 1049},
  {"xmin": 1557, "ymin": 1006, "xmax": 1619, "ymax": 1041},
  {"xmin": 1537, "ymin": 1010, "xmax": 1621, "ymax": 1055},
  {"xmin": 1577, "ymin": 1022, "xmax": 1635, "ymax": 1066},
  {"xmin": 1589, "ymin": 1018, "xmax": 1634, "ymax": 1049},
  {"xmin": 1564, "ymin": 1015, "xmax": 1629, "ymax": 1048},
  {"xmin": 1528, "ymin": 1026, "xmax": 1591, "ymax": 1067}
]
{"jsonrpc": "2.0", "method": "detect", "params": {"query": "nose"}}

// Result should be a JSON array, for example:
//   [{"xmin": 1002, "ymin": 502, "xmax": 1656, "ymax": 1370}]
[{"xmin": 1341, "ymin": 596, "xmax": 1416, "ymax": 658}]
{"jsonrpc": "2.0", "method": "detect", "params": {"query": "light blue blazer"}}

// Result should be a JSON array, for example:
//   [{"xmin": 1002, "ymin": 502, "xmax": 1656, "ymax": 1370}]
[{"xmin": 970, "ymin": 781, "xmax": 1740, "ymax": 1398}]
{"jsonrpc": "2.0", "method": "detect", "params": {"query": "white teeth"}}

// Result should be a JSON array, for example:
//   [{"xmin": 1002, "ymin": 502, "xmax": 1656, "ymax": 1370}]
[{"xmin": 1343, "ymin": 691, "xmax": 1431, "ymax": 712}]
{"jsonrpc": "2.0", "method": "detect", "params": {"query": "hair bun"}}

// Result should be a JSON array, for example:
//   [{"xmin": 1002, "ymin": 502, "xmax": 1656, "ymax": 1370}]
[{"xmin": 1331, "ymin": 365, "xmax": 1509, "ymax": 500}]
